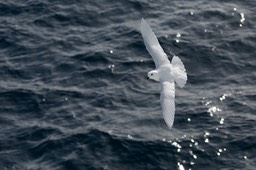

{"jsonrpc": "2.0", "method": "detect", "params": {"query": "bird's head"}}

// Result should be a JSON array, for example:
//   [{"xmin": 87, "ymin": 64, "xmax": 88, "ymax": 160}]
[{"xmin": 147, "ymin": 70, "xmax": 159, "ymax": 81}]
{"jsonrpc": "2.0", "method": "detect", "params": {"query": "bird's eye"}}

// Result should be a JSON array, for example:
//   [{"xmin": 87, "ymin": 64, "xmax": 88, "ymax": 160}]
[{"xmin": 151, "ymin": 73, "xmax": 153, "ymax": 76}]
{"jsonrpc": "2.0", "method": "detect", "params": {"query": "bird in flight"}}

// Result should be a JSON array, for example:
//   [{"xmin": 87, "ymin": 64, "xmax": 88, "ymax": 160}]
[{"xmin": 141, "ymin": 18, "xmax": 187, "ymax": 129}]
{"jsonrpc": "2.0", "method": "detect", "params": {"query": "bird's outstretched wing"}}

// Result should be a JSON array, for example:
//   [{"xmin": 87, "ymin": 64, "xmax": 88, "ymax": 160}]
[
  {"xmin": 160, "ymin": 81, "xmax": 175, "ymax": 129},
  {"xmin": 171, "ymin": 56, "xmax": 187, "ymax": 88},
  {"xmin": 141, "ymin": 18, "xmax": 170, "ymax": 68}
]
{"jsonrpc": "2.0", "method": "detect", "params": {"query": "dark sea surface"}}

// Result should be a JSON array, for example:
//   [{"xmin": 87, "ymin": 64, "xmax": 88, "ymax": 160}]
[{"xmin": 0, "ymin": 0, "xmax": 255, "ymax": 169}]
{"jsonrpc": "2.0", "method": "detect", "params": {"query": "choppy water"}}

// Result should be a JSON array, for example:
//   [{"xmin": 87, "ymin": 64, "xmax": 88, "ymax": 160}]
[{"xmin": 0, "ymin": 0, "xmax": 255, "ymax": 170}]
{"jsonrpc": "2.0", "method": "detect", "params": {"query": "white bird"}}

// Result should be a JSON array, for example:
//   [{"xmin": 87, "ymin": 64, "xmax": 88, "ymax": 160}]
[{"xmin": 141, "ymin": 18, "xmax": 187, "ymax": 129}]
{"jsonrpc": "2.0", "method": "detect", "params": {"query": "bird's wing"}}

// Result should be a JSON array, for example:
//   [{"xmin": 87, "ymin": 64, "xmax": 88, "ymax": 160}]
[
  {"xmin": 141, "ymin": 18, "xmax": 170, "ymax": 68},
  {"xmin": 160, "ymin": 81, "xmax": 175, "ymax": 129},
  {"xmin": 171, "ymin": 56, "xmax": 187, "ymax": 88}
]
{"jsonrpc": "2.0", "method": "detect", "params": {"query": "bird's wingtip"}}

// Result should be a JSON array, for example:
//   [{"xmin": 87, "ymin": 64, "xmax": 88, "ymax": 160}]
[{"xmin": 141, "ymin": 17, "xmax": 145, "ymax": 23}]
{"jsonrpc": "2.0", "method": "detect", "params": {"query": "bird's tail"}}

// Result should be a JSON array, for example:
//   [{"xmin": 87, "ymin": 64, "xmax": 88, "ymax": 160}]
[{"xmin": 171, "ymin": 56, "xmax": 187, "ymax": 88}]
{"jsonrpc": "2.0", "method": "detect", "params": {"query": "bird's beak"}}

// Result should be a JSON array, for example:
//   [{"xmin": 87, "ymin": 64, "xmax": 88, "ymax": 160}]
[{"xmin": 147, "ymin": 76, "xmax": 149, "ymax": 80}]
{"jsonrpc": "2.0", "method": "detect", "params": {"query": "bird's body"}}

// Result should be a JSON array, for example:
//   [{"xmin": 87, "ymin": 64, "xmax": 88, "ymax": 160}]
[
  {"xmin": 141, "ymin": 18, "xmax": 187, "ymax": 129},
  {"xmin": 148, "ymin": 65, "xmax": 174, "ymax": 82},
  {"xmin": 159, "ymin": 64, "xmax": 174, "ymax": 81}
]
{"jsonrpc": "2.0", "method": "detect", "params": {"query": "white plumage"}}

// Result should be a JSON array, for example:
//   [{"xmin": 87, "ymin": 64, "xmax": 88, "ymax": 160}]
[{"xmin": 141, "ymin": 18, "xmax": 187, "ymax": 129}]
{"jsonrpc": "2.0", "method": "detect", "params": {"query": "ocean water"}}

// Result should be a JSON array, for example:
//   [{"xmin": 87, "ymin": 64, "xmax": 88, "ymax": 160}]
[{"xmin": 0, "ymin": 0, "xmax": 255, "ymax": 170}]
